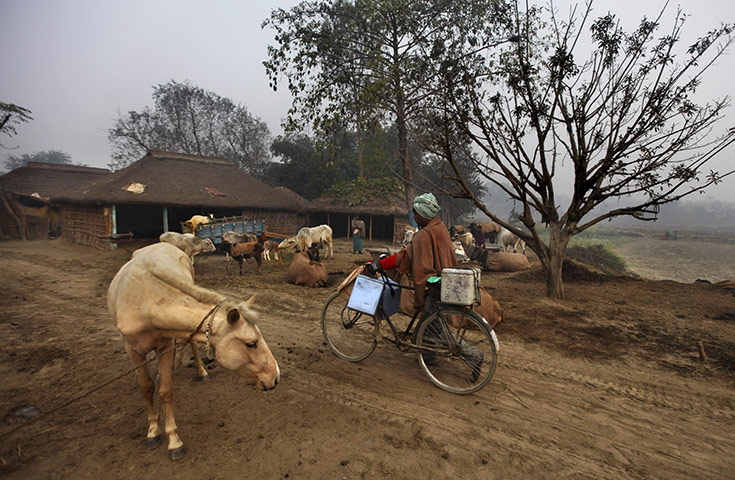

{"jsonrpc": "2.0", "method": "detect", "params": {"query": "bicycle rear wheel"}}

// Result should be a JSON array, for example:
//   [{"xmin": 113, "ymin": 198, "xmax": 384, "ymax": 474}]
[
  {"xmin": 321, "ymin": 292, "xmax": 378, "ymax": 362},
  {"xmin": 414, "ymin": 307, "xmax": 497, "ymax": 394}
]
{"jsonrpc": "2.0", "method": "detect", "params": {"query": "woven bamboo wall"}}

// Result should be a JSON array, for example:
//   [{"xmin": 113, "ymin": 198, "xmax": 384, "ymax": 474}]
[
  {"xmin": 60, "ymin": 205, "xmax": 111, "ymax": 250},
  {"xmin": 240, "ymin": 209, "xmax": 305, "ymax": 238}
]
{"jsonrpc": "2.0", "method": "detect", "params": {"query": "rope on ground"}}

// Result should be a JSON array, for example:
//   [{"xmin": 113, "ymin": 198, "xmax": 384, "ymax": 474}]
[{"xmin": 1, "ymin": 305, "xmax": 218, "ymax": 440}]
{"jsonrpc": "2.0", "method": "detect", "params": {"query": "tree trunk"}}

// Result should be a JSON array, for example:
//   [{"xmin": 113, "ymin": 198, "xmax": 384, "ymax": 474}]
[
  {"xmin": 396, "ymin": 98, "xmax": 414, "ymax": 216},
  {"xmin": 542, "ymin": 222, "xmax": 568, "ymax": 299},
  {"xmin": 356, "ymin": 111, "xmax": 364, "ymax": 180}
]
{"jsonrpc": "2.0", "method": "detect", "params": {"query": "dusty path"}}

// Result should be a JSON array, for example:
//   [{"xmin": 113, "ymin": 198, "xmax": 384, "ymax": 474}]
[{"xmin": 0, "ymin": 237, "xmax": 733, "ymax": 479}]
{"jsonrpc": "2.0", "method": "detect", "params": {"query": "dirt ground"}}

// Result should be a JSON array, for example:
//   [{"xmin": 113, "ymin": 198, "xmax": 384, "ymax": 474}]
[{"xmin": 1, "ymin": 233, "xmax": 734, "ymax": 479}]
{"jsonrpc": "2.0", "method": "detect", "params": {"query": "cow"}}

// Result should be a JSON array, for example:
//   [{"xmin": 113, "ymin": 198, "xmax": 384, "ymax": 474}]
[
  {"xmin": 223, "ymin": 231, "xmax": 257, "ymax": 245},
  {"xmin": 159, "ymin": 232, "xmax": 215, "ymax": 257},
  {"xmin": 279, "ymin": 225, "xmax": 333, "ymax": 259},
  {"xmin": 263, "ymin": 239, "xmax": 283, "ymax": 265},
  {"xmin": 182, "ymin": 214, "xmax": 213, "ymax": 234},
  {"xmin": 478, "ymin": 222, "xmax": 502, "ymax": 244},
  {"xmin": 286, "ymin": 245, "xmax": 328, "ymax": 287},
  {"xmin": 456, "ymin": 232, "xmax": 474, "ymax": 252},
  {"xmin": 297, "ymin": 225, "xmax": 333, "ymax": 259},
  {"xmin": 221, "ymin": 241, "xmax": 264, "ymax": 275},
  {"xmin": 401, "ymin": 225, "xmax": 418, "ymax": 245},
  {"xmin": 108, "ymin": 242, "xmax": 279, "ymax": 460},
  {"xmin": 499, "ymin": 227, "xmax": 526, "ymax": 254}
]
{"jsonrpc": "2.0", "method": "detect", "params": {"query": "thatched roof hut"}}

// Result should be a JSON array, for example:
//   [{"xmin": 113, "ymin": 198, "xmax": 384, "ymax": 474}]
[
  {"xmin": 0, "ymin": 162, "xmax": 111, "ymax": 198},
  {"xmin": 53, "ymin": 151, "xmax": 307, "ymax": 248},
  {"xmin": 306, "ymin": 178, "xmax": 410, "ymax": 243},
  {"xmin": 0, "ymin": 162, "xmax": 111, "ymax": 240},
  {"xmin": 57, "ymin": 151, "xmax": 297, "ymax": 210}
]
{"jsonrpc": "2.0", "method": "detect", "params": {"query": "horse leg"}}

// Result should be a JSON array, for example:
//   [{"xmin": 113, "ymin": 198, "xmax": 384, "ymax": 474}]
[
  {"xmin": 190, "ymin": 342, "xmax": 209, "ymax": 381},
  {"xmin": 124, "ymin": 343, "xmax": 162, "ymax": 450},
  {"xmin": 156, "ymin": 341, "xmax": 186, "ymax": 460}
]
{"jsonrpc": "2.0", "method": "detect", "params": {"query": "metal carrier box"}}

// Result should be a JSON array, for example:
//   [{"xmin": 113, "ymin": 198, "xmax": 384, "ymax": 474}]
[
  {"xmin": 347, "ymin": 275, "xmax": 402, "ymax": 317},
  {"xmin": 440, "ymin": 267, "xmax": 481, "ymax": 306}
]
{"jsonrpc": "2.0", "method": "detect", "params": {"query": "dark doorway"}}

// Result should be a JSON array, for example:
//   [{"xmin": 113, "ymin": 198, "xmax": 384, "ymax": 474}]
[{"xmin": 115, "ymin": 204, "xmax": 164, "ymax": 239}]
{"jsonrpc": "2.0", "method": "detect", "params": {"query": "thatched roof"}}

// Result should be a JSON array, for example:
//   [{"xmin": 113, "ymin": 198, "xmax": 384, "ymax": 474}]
[
  {"xmin": 0, "ymin": 162, "xmax": 111, "ymax": 199},
  {"xmin": 274, "ymin": 186, "xmax": 310, "ymax": 209},
  {"xmin": 307, "ymin": 178, "xmax": 409, "ymax": 216},
  {"xmin": 55, "ymin": 151, "xmax": 302, "ymax": 211}
]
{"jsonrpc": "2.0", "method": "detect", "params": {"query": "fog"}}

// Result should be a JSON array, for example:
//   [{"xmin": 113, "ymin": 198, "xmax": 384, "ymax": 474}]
[{"xmin": 2, "ymin": 0, "xmax": 734, "ymax": 205}]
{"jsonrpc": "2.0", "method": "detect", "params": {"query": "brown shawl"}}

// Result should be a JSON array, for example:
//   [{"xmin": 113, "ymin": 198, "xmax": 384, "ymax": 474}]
[{"xmin": 396, "ymin": 217, "xmax": 457, "ymax": 311}]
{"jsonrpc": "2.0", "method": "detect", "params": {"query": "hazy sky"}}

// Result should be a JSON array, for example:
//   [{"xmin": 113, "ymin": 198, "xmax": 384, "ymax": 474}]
[{"xmin": 2, "ymin": 0, "xmax": 734, "ymax": 201}]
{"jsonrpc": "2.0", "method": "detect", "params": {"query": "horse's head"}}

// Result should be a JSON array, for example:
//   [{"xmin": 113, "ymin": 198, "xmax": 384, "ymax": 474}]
[{"xmin": 213, "ymin": 297, "xmax": 279, "ymax": 391}]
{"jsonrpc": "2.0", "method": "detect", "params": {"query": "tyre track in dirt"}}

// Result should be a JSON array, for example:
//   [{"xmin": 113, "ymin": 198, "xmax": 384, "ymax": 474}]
[{"xmin": 503, "ymin": 355, "xmax": 735, "ymax": 419}]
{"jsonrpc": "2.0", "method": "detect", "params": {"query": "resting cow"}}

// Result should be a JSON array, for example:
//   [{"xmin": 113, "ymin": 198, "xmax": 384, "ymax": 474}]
[
  {"xmin": 108, "ymin": 242, "xmax": 279, "ymax": 460},
  {"xmin": 286, "ymin": 246, "xmax": 327, "ymax": 287},
  {"xmin": 159, "ymin": 232, "xmax": 215, "ymax": 257}
]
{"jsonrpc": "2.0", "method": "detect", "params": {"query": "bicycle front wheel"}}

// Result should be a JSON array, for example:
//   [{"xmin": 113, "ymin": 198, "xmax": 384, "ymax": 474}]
[
  {"xmin": 321, "ymin": 291, "xmax": 378, "ymax": 362},
  {"xmin": 414, "ymin": 307, "xmax": 497, "ymax": 394}
]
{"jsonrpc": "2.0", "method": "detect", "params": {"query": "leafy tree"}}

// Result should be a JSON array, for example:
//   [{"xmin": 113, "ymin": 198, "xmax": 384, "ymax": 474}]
[
  {"xmin": 3, "ymin": 150, "xmax": 74, "ymax": 171},
  {"xmin": 0, "ymin": 102, "xmax": 33, "ymax": 149},
  {"xmin": 266, "ymin": 133, "xmax": 350, "ymax": 200},
  {"xmin": 428, "ymin": 1, "xmax": 735, "ymax": 298},
  {"xmin": 108, "ymin": 80, "xmax": 271, "ymax": 175},
  {"xmin": 263, "ymin": 0, "xmax": 509, "ymax": 215}
]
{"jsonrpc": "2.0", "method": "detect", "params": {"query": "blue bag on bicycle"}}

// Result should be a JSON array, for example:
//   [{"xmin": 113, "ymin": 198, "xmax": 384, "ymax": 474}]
[{"xmin": 347, "ymin": 275, "xmax": 401, "ymax": 317}]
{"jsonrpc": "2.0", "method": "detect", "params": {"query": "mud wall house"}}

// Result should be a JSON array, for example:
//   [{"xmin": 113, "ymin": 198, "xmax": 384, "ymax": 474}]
[
  {"xmin": 306, "ymin": 189, "xmax": 410, "ymax": 244},
  {"xmin": 0, "ymin": 162, "xmax": 112, "ymax": 240},
  {"xmin": 53, "ymin": 151, "xmax": 306, "ymax": 249}
]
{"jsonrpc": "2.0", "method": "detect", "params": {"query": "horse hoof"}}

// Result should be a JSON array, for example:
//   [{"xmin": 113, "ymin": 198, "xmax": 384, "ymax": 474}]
[
  {"xmin": 145, "ymin": 435, "xmax": 163, "ymax": 450},
  {"xmin": 168, "ymin": 446, "xmax": 186, "ymax": 461},
  {"xmin": 197, "ymin": 375, "xmax": 210, "ymax": 382}
]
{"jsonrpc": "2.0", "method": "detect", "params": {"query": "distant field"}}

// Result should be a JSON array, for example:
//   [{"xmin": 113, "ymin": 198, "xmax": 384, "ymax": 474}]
[{"xmin": 569, "ymin": 228, "xmax": 735, "ymax": 283}]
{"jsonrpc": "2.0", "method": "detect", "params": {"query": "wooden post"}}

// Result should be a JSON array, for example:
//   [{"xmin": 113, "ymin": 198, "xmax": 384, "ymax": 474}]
[
  {"xmin": 1, "ymin": 190, "xmax": 26, "ymax": 240},
  {"xmin": 369, "ymin": 215, "xmax": 373, "ymax": 246},
  {"xmin": 111, "ymin": 204, "xmax": 118, "ymax": 249},
  {"xmin": 347, "ymin": 214, "xmax": 351, "ymax": 238},
  {"xmin": 162, "ymin": 206, "xmax": 169, "ymax": 233}
]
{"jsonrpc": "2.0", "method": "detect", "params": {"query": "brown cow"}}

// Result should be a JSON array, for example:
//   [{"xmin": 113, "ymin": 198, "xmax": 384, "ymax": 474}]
[
  {"xmin": 286, "ymin": 246, "xmax": 328, "ymax": 287},
  {"xmin": 263, "ymin": 239, "xmax": 283, "ymax": 265},
  {"xmin": 223, "ymin": 241, "xmax": 264, "ymax": 275},
  {"xmin": 108, "ymin": 242, "xmax": 279, "ymax": 460}
]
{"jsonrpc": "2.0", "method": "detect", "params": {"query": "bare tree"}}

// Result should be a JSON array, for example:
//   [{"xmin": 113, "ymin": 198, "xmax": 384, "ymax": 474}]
[
  {"xmin": 430, "ymin": 1, "xmax": 735, "ymax": 298},
  {"xmin": 108, "ymin": 81, "xmax": 271, "ymax": 175}
]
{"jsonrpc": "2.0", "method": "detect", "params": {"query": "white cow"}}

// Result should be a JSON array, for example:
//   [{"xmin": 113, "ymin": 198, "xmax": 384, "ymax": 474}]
[
  {"xmin": 499, "ymin": 227, "xmax": 526, "ymax": 254},
  {"xmin": 159, "ymin": 232, "xmax": 215, "ymax": 257},
  {"xmin": 182, "ymin": 214, "xmax": 213, "ymax": 234},
  {"xmin": 279, "ymin": 225, "xmax": 333, "ymax": 259},
  {"xmin": 298, "ymin": 225, "xmax": 333, "ymax": 259},
  {"xmin": 108, "ymin": 243, "xmax": 279, "ymax": 460},
  {"xmin": 401, "ymin": 225, "xmax": 418, "ymax": 245}
]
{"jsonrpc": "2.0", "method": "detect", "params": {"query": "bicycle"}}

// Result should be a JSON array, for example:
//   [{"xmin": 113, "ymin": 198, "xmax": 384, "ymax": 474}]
[{"xmin": 320, "ymin": 263, "xmax": 499, "ymax": 394}]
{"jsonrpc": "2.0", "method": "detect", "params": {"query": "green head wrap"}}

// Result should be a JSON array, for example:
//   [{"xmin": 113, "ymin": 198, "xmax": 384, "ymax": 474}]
[{"xmin": 413, "ymin": 193, "xmax": 440, "ymax": 219}]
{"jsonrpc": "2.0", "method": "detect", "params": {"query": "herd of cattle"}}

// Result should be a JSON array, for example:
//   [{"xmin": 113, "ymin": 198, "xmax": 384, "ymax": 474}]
[
  {"xmin": 164, "ymin": 216, "xmax": 531, "ymax": 288},
  {"xmin": 400, "ymin": 221, "xmax": 530, "ymax": 273}
]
